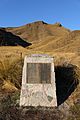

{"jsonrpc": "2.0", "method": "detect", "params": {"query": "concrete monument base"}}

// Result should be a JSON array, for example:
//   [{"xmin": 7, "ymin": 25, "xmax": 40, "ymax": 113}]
[{"xmin": 20, "ymin": 54, "xmax": 57, "ymax": 107}]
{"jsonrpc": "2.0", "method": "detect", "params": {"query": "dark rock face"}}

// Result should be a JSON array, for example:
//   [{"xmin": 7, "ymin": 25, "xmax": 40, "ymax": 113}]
[{"xmin": 0, "ymin": 29, "xmax": 31, "ymax": 47}]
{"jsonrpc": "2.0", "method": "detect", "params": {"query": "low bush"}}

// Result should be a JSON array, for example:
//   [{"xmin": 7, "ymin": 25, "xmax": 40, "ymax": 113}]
[{"xmin": 0, "ymin": 58, "xmax": 23, "ymax": 89}]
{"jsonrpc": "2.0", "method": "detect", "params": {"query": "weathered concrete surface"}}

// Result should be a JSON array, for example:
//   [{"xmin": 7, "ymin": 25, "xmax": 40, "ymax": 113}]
[{"xmin": 20, "ymin": 54, "xmax": 57, "ymax": 107}]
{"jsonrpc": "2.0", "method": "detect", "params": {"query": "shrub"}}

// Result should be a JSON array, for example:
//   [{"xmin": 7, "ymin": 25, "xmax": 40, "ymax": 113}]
[
  {"xmin": 67, "ymin": 103, "xmax": 80, "ymax": 120},
  {"xmin": 0, "ymin": 58, "xmax": 23, "ymax": 89}
]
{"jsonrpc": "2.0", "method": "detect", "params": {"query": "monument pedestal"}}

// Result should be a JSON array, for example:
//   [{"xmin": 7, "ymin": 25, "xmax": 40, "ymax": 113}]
[{"xmin": 20, "ymin": 54, "xmax": 57, "ymax": 107}]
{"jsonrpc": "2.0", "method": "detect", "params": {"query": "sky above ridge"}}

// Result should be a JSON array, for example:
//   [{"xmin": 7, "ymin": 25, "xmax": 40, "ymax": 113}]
[{"xmin": 0, "ymin": 0, "xmax": 80, "ymax": 30}]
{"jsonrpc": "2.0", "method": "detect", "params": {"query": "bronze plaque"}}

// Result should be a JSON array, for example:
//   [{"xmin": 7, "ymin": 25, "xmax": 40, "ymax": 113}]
[{"xmin": 27, "ymin": 63, "xmax": 51, "ymax": 83}]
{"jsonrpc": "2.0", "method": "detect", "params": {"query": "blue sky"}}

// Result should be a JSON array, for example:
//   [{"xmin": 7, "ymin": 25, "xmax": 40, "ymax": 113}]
[{"xmin": 0, "ymin": 0, "xmax": 80, "ymax": 30}]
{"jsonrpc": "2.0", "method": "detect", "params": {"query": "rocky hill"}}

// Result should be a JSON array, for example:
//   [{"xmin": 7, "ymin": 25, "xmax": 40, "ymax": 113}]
[
  {"xmin": 0, "ymin": 21, "xmax": 80, "ymax": 52},
  {"xmin": 0, "ymin": 21, "xmax": 79, "ymax": 54},
  {"xmin": 6, "ymin": 21, "xmax": 69, "ymax": 42}
]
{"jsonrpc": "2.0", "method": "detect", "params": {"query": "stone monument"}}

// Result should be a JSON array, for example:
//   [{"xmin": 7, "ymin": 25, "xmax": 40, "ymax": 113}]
[{"xmin": 20, "ymin": 54, "xmax": 57, "ymax": 107}]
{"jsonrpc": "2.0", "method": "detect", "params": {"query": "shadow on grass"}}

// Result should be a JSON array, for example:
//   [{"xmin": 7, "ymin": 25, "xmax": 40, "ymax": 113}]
[
  {"xmin": 0, "ymin": 29, "xmax": 32, "ymax": 47},
  {"xmin": 55, "ymin": 64, "xmax": 79, "ymax": 106}
]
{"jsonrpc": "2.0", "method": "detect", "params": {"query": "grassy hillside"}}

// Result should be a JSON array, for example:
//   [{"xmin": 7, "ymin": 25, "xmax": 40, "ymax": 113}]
[
  {"xmin": 4, "ymin": 21, "xmax": 80, "ymax": 54},
  {"xmin": 0, "ymin": 21, "xmax": 80, "ymax": 120}
]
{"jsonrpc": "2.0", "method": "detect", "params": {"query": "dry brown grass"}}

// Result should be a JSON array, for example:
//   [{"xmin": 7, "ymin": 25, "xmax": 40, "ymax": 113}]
[{"xmin": 0, "ymin": 21, "xmax": 80, "ymax": 107}]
